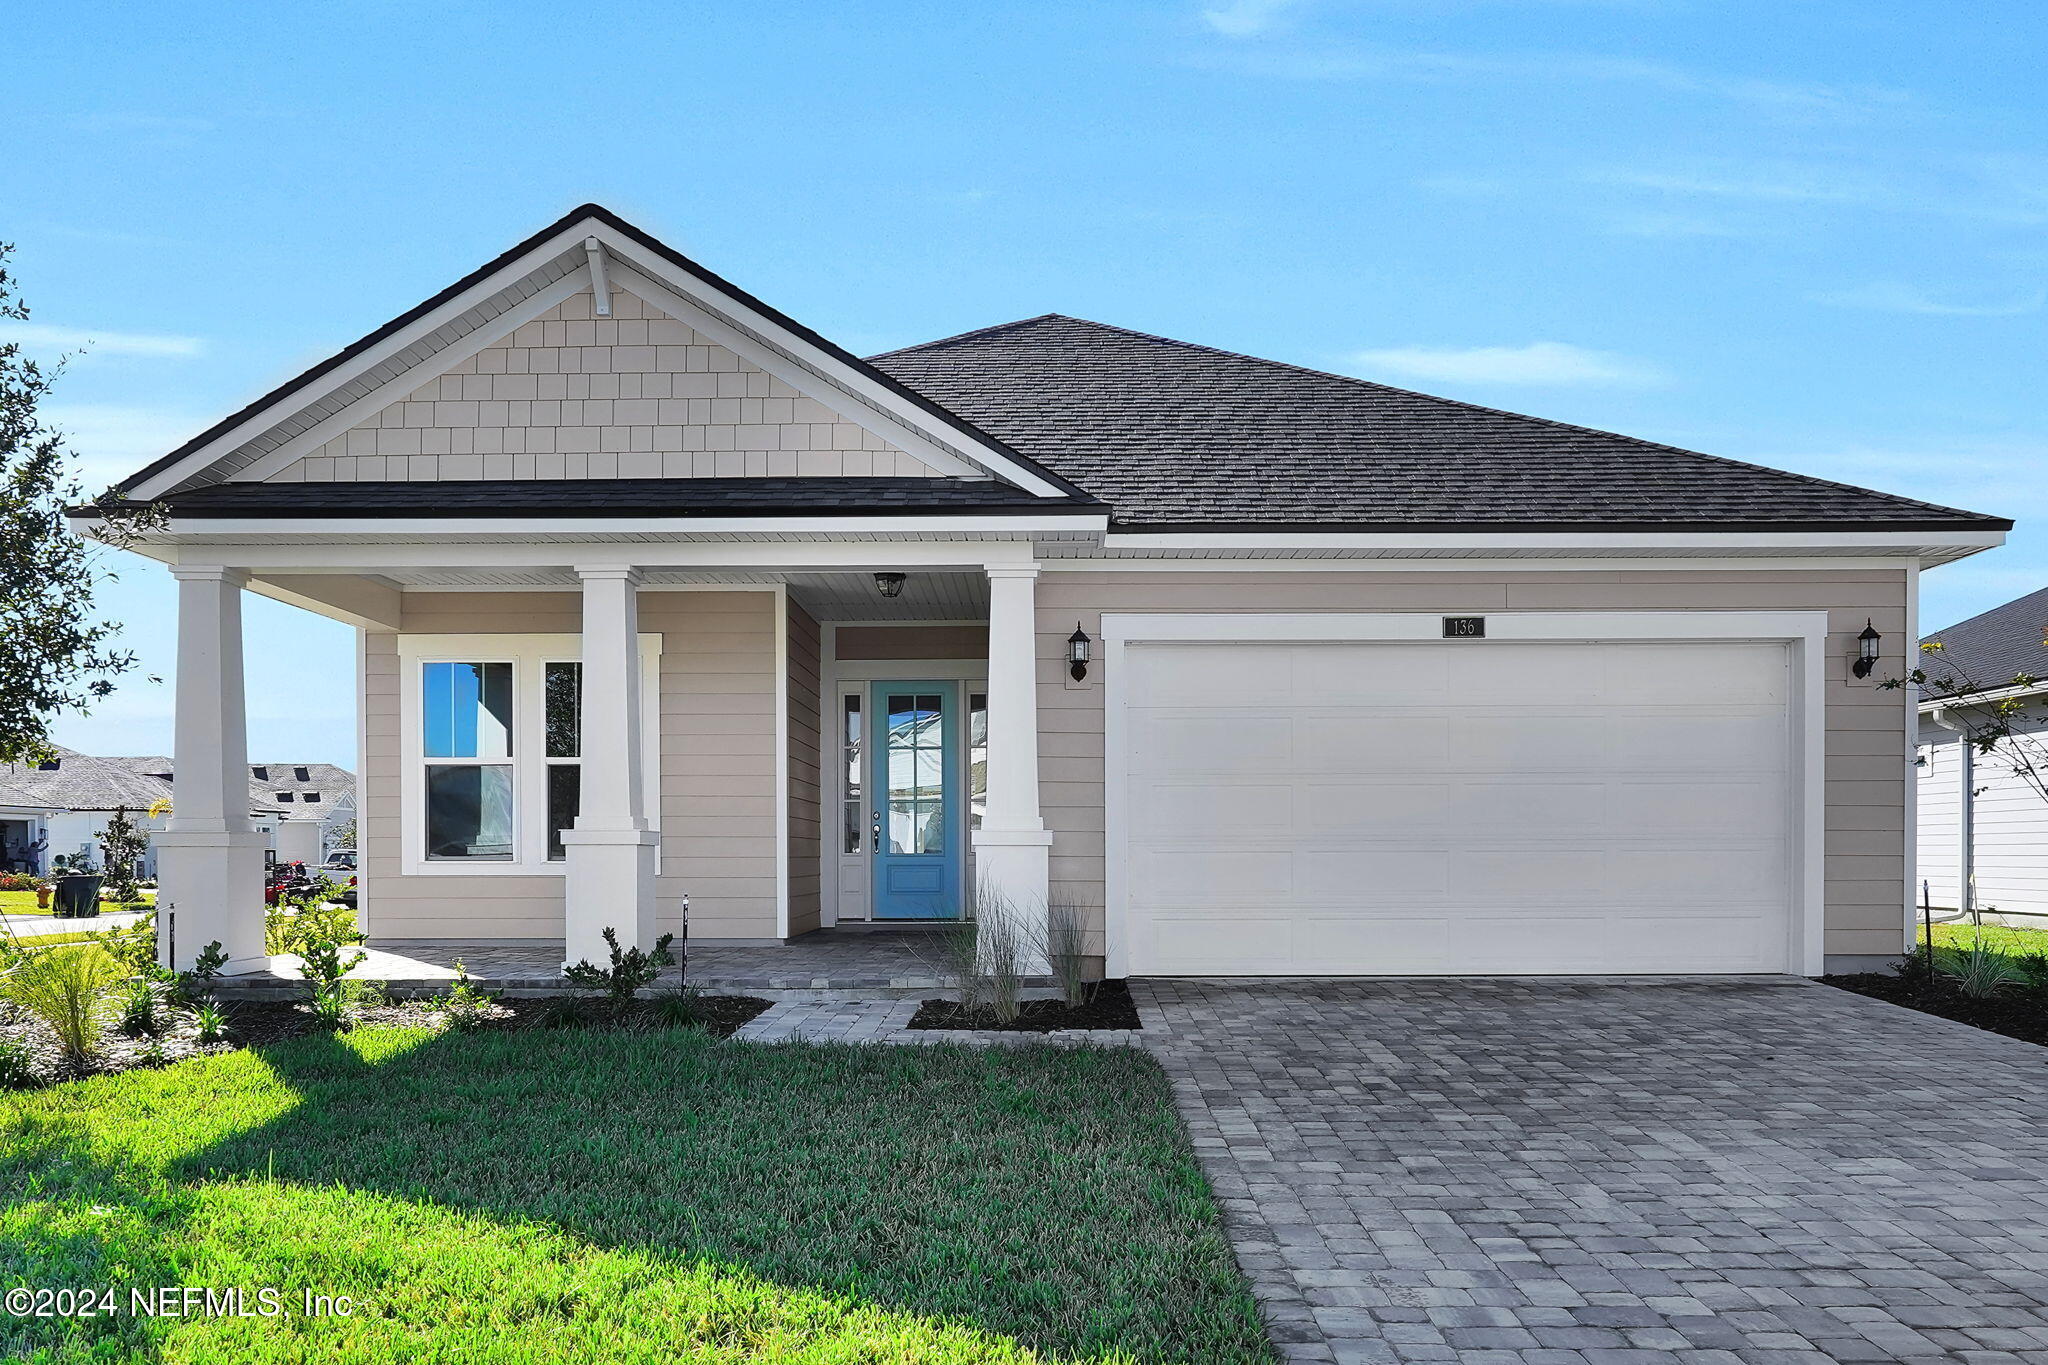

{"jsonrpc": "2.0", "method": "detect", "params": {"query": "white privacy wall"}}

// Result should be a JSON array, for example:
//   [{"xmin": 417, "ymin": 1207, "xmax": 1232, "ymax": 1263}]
[{"xmin": 264, "ymin": 288, "xmax": 944, "ymax": 482}]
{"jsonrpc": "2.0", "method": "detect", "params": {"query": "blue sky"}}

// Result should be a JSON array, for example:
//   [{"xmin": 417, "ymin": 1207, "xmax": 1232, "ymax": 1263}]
[{"xmin": 3, "ymin": 0, "xmax": 2044, "ymax": 767}]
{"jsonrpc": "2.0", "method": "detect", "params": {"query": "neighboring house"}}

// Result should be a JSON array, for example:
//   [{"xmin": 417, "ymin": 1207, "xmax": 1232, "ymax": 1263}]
[
  {"xmin": 81, "ymin": 204, "xmax": 2009, "ymax": 977},
  {"xmin": 1915, "ymin": 586, "xmax": 2048, "ymax": 919},
  {"xmin": 0, "ymin": 749, "xmax": 356, "ymax": 877}
]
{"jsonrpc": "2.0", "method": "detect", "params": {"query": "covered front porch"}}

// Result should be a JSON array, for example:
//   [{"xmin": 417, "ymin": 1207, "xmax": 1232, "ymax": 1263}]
[{"xmin": 147, "ymin": 537, "xmax": 1068, "ymax": 977}]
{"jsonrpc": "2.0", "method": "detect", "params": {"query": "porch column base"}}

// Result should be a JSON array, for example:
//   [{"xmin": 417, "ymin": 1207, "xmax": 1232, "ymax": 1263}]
[
  {"xmin": 561, "ymin": 827, "xmax": 659, "ymax": 967},
  {"xmin": 153, "ymin": 828, "xmax": 269, "ymax": 972},
  {"xmin": 972, "ymin": 827, "xmax": 1053, "ymax": 973}
]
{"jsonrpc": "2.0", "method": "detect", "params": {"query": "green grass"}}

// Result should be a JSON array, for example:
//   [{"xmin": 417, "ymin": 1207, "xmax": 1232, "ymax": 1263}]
[
  {"xmin": 1, "ymin": 889, "xmax": 154, "ymax": 915},
  {"xmin": 1922, "ymin": 920, "xmax": 2048, "ymax": 957},
  {"xmin": 0, "ymin": 1027, "xmax": 1270, "ymax": 1364}
]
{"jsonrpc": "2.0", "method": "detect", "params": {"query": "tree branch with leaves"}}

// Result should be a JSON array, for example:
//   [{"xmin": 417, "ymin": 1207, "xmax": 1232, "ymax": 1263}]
[
  {"xmin": 0, "ymin": 242, "xmax": 164, "ymax": 765},
  {"xmin": 1884, "ymin": 633, "xmax": 2048, "ymax": 808}
]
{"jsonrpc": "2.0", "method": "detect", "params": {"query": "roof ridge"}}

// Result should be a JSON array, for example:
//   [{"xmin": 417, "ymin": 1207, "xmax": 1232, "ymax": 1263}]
[
  {"xmin": 868, "ymin": 314, "xmax": 1076, "ymax": 358},
  {"xmin": 1924, "ymin": 582, "xmax": 2048, "ymax": 641},
  {"xmin": 884, "ymin": 313, "xmax": 1994, "ymax": 522}
]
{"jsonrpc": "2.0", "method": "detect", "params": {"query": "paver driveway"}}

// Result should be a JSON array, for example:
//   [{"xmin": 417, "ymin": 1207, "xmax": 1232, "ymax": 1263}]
[{"xmin": 1135, "ymin": 978, "xmax": 2048, "ymax": 1365}]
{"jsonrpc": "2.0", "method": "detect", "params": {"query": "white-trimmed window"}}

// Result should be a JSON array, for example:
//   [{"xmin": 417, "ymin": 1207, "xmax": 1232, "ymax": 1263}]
[{"xmin": 398, "ymin": 634, "xmax": 659, "ymax": 875}]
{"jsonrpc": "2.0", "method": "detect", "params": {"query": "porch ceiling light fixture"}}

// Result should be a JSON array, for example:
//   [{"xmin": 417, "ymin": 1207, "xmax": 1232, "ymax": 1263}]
[
  {"xmin": 1068, "ymin": 622, "xmax": 1093, "ymax": 681},
  {"xmin": 873, "ymin": 572, "xmax": 907, "ymax": 599},
  {"xmin": 1852, "ymin": 619, "xmax": 1882, "ymax": 679}
]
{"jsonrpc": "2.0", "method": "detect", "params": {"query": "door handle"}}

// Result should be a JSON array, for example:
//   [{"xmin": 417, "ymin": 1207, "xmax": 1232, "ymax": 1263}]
[{"xmin": 871, "ymin": 809, "xmax": 881, "ymax": 853}]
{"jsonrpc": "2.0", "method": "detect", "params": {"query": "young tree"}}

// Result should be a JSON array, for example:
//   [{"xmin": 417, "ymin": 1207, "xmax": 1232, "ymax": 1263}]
[
  {"xmin": 1887, "ymin": 633, "xmax": 2048, "ymax": 807},
  {"xmin": 97, "ymin": 805, "xmax": 149, "ymax": 904},
  {"xmin": 0, "ymin": 242, "xmax": 160, "ymax": 765}
]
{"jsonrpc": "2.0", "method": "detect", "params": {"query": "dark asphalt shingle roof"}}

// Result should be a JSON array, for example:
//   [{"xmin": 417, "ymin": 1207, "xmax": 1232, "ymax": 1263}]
[
  {"xmin": 867, "ymin": 315, "xmax": 2008, "ymax": 531},
  {"xmin": 0, "ymin": 749, "xmax": 354, "ymax": 817},
  {"xmin": 1920, "ymin": 586, "xmax": 2048, "ymax": 695},
  {"xmin": 141, "ymin": 478, "xmax": 1099, "ymax": 519}
]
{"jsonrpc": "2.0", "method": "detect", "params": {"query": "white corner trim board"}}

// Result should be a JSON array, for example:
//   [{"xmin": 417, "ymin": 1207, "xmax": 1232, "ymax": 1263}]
[{"xmin": 1101, "ymin": 610, "xmax": 1830, "ymax": 979}]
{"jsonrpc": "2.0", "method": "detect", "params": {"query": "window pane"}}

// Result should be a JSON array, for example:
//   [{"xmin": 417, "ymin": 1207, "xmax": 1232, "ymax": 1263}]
[
  {"xmin": 424, "ymin": 662, "xmax": 513, "ymax": 758},
  {"xmin": 547, "ymin": 763, "xmax": 581, "ymax": 861},
  {"xmin": 842, "ymin": 695, "xmax": 862, "ymax": 853},
  {"xmin": 969, "ymin": 691, "xmax": 987, "ymax": 832},
  {"xmin": 545, "ymin": 662, "xmax": 581, "ymax": 758},
  {"xmin": 425, "ymin": 764, "xmax": 514, "ymax": 859}
]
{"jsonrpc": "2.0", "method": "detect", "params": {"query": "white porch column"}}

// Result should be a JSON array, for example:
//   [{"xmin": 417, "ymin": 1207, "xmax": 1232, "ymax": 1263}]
[
  {"xmin": 153, "ymin": 566, "xmax": 268, "ymax": 971},
  {"xmin": 973, "ymin": 563, "xmax": 1052, "ymax": 963},
  {"xmin": 561, "ymin": 565, "xmax": 658, "ymax": 965}
]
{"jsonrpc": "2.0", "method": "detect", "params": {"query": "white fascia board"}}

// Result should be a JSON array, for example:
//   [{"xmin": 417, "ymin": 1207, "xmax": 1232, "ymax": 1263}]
[
  {"xmin": 1042, "ymin": 555, "xmax": 1927, "ymax": 573},
  {"xmin": 124, "ymin": 536, "xmax": 1059, "ymax": 572},
  {"xmin": 127, "ymin": 227, "xmax": 599, "ymax": 501},
  {"xmin": 587, "ymin": 225, "xmax": 1072, "ymax": 498},
  {"xmin": 118, "ymin": 512, "xmax": 1107, "ymax": 546},
  {"xmin": 1101, "ymin": 529, "xmax": 2006, "ymax": 555}
]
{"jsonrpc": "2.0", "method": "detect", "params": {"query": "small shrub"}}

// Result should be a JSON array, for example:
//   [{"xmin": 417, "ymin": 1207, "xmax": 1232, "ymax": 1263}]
[
  {"xmin": 92, "ymin": 913, "xmax": 159, "ymax": 976},
  {"xmin": 0, "ymin": 872, "xmax": 40, "ymax": 892},
  {"xmin": 97, "ymin": 807, "xmax": 149, "ymax": 905},
  {"xmin": 648, "ymin": 983, "xmax": 703, "ymax": 1028},
  {"xmin": 435, "ymin": 960, "xmax": 499, "ymax": 1032},
  {"xmin": 192, "ymin": 1000, "xmax": 230, "ymax": 1044},
  {"xmin": 563, "ymin": 928, "xmax": 676, "ymax": 1017},
  {"xmin": 1938, "ymin": 939, "xmax": 2028, "ymax": 999},
  {"xmin": 0, "ymin": 1039, "xmax": 37, "ymax": 1088},
  {"xmin": 117, "ymin": 978, "xmax": 164, "ymax": 1036},
  {"xmin": 971, "ymin": 885, "xmax": 1032, "ymax": 1025},
  {"xmin": 296, "ymin": 914, "xmax": 368, "ymax": 1030},
  {"xmin": 533, "ymin": 994, "xmax": 590, "ymax": 1030},
  {"xmin": 176, "ymin": 941, "xmax": 230, "ymax": 1004},
  {"xmin": 137, "ymin": 1039, "xmax": 169, "ymax": 1068},
  {"xmin": 266, "ymin": 885, "xmax": 359, "ymax": 955},
  {"xmin": 1, "ymin": 943, "xmax": 127, "ymax": 1070}
]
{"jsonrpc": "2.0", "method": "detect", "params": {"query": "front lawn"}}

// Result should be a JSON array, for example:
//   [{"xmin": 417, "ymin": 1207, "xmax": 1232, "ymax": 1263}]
[
  {"xmin": 1922, "ymin": 919, "xmax": 2048, "ymax": 956},
  {"xmin": 0, "ymin": 888, "xmax": 154, "ymax": 915},
  {"xmin": 0, "ymin": 1028, "xmax": 1270, "ymax": 1363}
]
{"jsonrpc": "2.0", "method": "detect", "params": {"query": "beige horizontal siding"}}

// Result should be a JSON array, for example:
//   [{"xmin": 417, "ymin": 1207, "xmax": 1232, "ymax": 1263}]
[
  {"xmin": 363, "ymin": 588, "xmax": 782, "ymax": 943},
  {"xmin": 1036, "ymin": 568, "xmax": 1912, "ymax": 961}
]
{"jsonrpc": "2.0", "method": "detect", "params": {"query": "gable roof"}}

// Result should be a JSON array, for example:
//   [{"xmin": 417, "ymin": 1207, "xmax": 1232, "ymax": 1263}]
[
  {"xmin": 116, "ymin": 204, "xmax": 1089, "ymax": 502},
  {"xmin": 0, "ymin": 749, "xmax": 355, "ymax": 818},
  {"xmin": 869, "ymin": 314, "xmax": 2008, "ymax": 532},
  {"xmin": 1921, "ymin": 586, "xmax": 2048, "ymax": 695}
]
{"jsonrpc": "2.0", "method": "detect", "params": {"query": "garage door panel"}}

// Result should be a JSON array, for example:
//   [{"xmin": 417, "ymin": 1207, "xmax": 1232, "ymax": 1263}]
[
  {"xmin": 1295, "ymin": 849, "xmax": 1451, "ymax": 898},
  {"xmin": 1604, "ymin": 643, "xmax": 1788, "ymax": 702},
  {"xmin": 1129, "ymin": 713, "xmax": 1292, "ymax": 776},
  {"xmin": 1120, "ymin": 637, "xmax": 1796, "ymax": 976},
  {"xmin": 1294, "ymin": 715, "xmax": 1449, "ymax": 771},
  {"xmin": 1130, "ymin": 848, "xmax": 1292, "ymax": 904},
  {"xmin": 1294, "ymin": 643, "xmax": 1445, "ymax": 703},
  {"xmin": 1131, "ymin": 783, "xmax": 1294, "ymax": 840},
  {"xmin": 1302, "ymin": 783, "xmax": 1453, "ymax": 839}
]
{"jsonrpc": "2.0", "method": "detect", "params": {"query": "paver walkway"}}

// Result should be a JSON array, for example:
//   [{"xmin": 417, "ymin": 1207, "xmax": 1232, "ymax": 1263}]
[{"xmin": 1138, "ymin": 978, "xmax": 2048, "ymax": 1365}]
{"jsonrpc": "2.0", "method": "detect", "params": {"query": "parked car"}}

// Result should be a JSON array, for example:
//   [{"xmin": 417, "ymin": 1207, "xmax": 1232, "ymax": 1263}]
[{"xmin": 323, "ymin": 851, "xmax": 357, "ymax": 872}]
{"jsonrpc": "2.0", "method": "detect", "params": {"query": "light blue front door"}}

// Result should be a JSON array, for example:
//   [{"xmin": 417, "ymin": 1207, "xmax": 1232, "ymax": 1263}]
[{"xmin": 871, "ymin": 683, "xmax": 960, "ymax": 920}]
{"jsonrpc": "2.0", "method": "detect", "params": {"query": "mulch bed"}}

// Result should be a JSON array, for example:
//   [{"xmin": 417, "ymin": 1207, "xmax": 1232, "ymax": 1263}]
[
  {"xmin": 0, "ymin": 990, "xmax": 772, "ymax": 1090},
  {"xmin": 907, "ymin": 979, "xmax": 1141, "ymax": 1032},
  {"xmin": 1822, "ymin": 972, "xmax": 2048, "ymax": 1049}
]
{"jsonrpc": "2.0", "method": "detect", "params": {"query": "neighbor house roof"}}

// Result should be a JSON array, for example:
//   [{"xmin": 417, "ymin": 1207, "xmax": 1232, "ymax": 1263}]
[
  {"xmin": 1920, "ymin": 586, "xmax": 2048, "ymax": 696},
  {"xmin": 867, "ymin": 315, "xmax": 2008, "ymax": 532},
  {"xmin": 0, "ymin": 749, "xmax": 355, "ymax": 819}
]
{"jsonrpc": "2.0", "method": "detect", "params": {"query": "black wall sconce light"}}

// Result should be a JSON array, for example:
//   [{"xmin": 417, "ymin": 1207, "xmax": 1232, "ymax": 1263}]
[
  {"xmin": 1852, "ymin": 618, "xmax": 1882, "ymax": 679},
  {"xmin": 873, "ymin": 572, "xmax": 906, "ymax": 599},
  {"xmin": 1068, "ymin": 623, "xmax": 1093, "ymax": 681}
]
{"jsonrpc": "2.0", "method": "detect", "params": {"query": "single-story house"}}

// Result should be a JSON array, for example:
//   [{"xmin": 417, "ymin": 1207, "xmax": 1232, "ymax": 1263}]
[
  {"xmin": 1915, "ymin": 585, "xmax": 2048, "ymax": 919},
  {"xmin": 79, "ymin": 204, "xmax": 2010, "ymax": 977},
  {"xmin": 0, "ymin": 749, "xmax": 356, "ymax": 877}
]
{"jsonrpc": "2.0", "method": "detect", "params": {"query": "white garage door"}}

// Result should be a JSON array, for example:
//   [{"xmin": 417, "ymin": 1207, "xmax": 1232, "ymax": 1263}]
[{"xmin": 1118, "ymin": 639, "xmax": 1794, "ymax": 976}]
